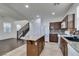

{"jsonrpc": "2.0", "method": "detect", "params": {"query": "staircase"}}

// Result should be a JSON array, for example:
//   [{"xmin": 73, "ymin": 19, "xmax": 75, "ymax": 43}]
[
  {"xmin": 17, "ymin": 23, "xmax": 29, "ymax": 47},
  {"xmin": 17, "ymin": 23, "xmax": 29, "ymax": 40}
]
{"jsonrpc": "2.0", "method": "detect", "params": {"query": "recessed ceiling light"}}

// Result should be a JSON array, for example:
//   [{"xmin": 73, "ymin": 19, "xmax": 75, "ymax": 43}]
[
  {"xmin": 25, "ymin": 5, "xmax": 29, "ymax": 8},
  {"xmin": 52, "ymin": 12, "xmax": 55, "ymax": 15}
]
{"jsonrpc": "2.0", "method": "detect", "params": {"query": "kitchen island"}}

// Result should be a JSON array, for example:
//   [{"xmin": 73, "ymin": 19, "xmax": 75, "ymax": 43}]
[{"xmin": 26, "ymin": 34, "xmax": 45, "ymax": 56}]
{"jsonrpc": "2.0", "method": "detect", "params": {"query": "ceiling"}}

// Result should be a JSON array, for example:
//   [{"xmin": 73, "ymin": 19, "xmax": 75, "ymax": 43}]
[
  {"xmin": 0, "ymin": 4, "xmax": 26, "ymax": 20},
  {"xmin": 0, "ymin": 3, "xmax": 73, "ymax": 21}
]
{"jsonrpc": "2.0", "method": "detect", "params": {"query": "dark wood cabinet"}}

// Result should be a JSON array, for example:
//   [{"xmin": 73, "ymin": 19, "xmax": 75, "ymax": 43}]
[
  {"xmin": 61, "ymin": 15, "xmax": 68, "ymax": 29},
  {"xmin": 27, "ymin": 36, "xmax": 45, "ymax": 56},
  {"xmin": 49, "ymin": 22, "xmax": 61, "ymax": 42},
  {"xmin": 50, "ymin": 22, "xmax": 61, "ymax": 30},
  {"xmin": 61, "ymin": 14, "xmax": 75, "ymax": 33},
  {"xmin": 49, "ymin": 34, "xmax": 58, "ymax": 42},
  {"xmin": 60, "ymin": 37, "xmax": 68, "ymax": 56},
  {"xmin": 67, "ymin": 14, "xmax": 75, "ymax": 33}
]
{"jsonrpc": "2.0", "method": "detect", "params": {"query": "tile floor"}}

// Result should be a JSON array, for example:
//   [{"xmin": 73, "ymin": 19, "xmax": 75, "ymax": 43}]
[
  {"xmin": 3, "ymin": 42, "xmax": 63, "ymax": 56},
  {"xmin": 40, "ymin": 43, "xmax": 63, "ymax": 56}
]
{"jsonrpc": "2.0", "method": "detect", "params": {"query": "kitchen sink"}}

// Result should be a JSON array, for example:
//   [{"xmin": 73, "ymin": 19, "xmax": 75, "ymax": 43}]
[{"xmin": 65, "ymin": 36, "xmax": 79, "ymax": 42}]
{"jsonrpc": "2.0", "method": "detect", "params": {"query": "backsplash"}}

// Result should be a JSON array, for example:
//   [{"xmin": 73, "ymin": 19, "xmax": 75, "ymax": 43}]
[{"xmin": 74, "ymin": 31, "xmax": 79, "ymax": 35}]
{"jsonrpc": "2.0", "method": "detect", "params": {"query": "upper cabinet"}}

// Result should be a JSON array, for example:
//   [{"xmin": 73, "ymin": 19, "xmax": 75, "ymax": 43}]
[
  {"xmin": 49, "ymin": 22, "xmax": 61, "ymax": 33},
  {"xmin": 61, "ymin": 14, "xmax": 75, "ymax": 33},
  {"xmin": 50, "ymin": 22, "xmax": 61, "ymax": 30},
  {"xmin": 67, "ymin": 14, "xmax": 75, "ymax": 32},
  {"xmin": 61, "ymin": 16, "xmax": 68, "ymax": 29},
  {"xmin": 61, "ymin": 21, "xmax": 66, "ymax": 29},
  {"xmin": 68, "ymin": 14, "xmax": 75, "ymax": 29}
]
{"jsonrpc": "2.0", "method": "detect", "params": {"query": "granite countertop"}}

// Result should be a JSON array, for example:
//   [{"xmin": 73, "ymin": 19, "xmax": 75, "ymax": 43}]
[
  {"xmin": 21, "ymin": 31, "xmax": 44, "ymax": 41},
  {"xmin": 61, "ymin": 36, "xmax": 79, "ymax": 53},
  {"xmin": 26, "ymin": 34, "xmax": 44, "ymax": 41}
]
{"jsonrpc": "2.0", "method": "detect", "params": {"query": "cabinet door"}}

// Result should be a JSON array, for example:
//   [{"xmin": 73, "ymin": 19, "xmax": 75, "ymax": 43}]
[
  {"xmin": 49, "ymin": 34, "xmax": 58, "ymax": 42},
  {"xmin": 68, "ymin": 44, "xmax": 79, "ymax": 56},
  {"xmin": 68, "ymin": 14, "xmax": 75, "ymax": 29},
  {"xmin": 27, "ymin": 41, "xmax": 38, "ymax": 56},
  {"xmin": 60, "ymin": 37, "xmax": 68, "ymax": 56},
  {"xmin": 60, "ymin": 44, "xmax": 64, "ymax": 55},
  {"xmin": 64, "ymin": 45, "xmax": 68, "ymax": 56},
  {"xmin": 67, "ymin": 14, "xmax": 75, "ymax": 33}
]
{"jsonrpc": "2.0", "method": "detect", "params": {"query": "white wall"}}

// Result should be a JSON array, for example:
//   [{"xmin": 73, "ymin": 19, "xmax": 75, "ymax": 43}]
[
  {"xmin": 0, "ymin": 16, "xmax": 28, "ymax": 40},
  {"xmin": 29, "ymin": 18, "xmax": 42, "ymax": 38},
  {"xmin": 14, "ymin": 20, "xmax": 28, "ymax": 27},
  {"xmin": 0, "ymin": 16, "xmax": 17, "ymax": 40}
]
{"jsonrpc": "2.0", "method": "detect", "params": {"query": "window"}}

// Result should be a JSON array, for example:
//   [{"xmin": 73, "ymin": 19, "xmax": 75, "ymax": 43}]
[
  {"xmin": 3, "ymin": 22, "xmax": 11, "ymax": 33},
  {"xmin": 16, "ymin": 24, "xmax": 21, "ymax": 31}
]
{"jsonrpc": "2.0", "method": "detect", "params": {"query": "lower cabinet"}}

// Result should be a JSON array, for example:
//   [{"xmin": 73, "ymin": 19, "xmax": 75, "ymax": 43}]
[
  {"xmin": 27, "ymin": 36, "xmax": 45, "ymax": 56},
  {"xmin": 68, "ymin": 44, "xmax": 79, "ymax": 56},
  {"xmin": 60, "ymin": 37, "xmax": 68, "ymax": 56},
  {"xmin": 49, "ymin": 34, "xmax": 58, "ymax": 42}
]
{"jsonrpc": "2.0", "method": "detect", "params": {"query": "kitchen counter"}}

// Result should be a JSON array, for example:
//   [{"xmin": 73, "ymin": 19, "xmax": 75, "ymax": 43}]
[
  {"xmin": 26, "ymin": 34, "xmax": 44, "ymax": 41},
  {"xmin": 27, "ymin": 35, "xmax": 45, "ymax": 56},
  {"xmin": 61, "ymin": 36, "xmax": 79, "ymax": 54},
  {"xmin": 20, "ymin": 31, "xmax": 45, "ymax": 41}
]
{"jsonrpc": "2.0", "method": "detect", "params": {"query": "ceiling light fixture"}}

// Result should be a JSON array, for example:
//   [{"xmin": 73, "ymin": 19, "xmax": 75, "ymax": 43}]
[
  {"xmin": 25, "ymin": 5, "xmax": 29, "ymax": 8},
  {"xmin": 52, "ymin": 12, "xmax": 55, "ymax": 15}
]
